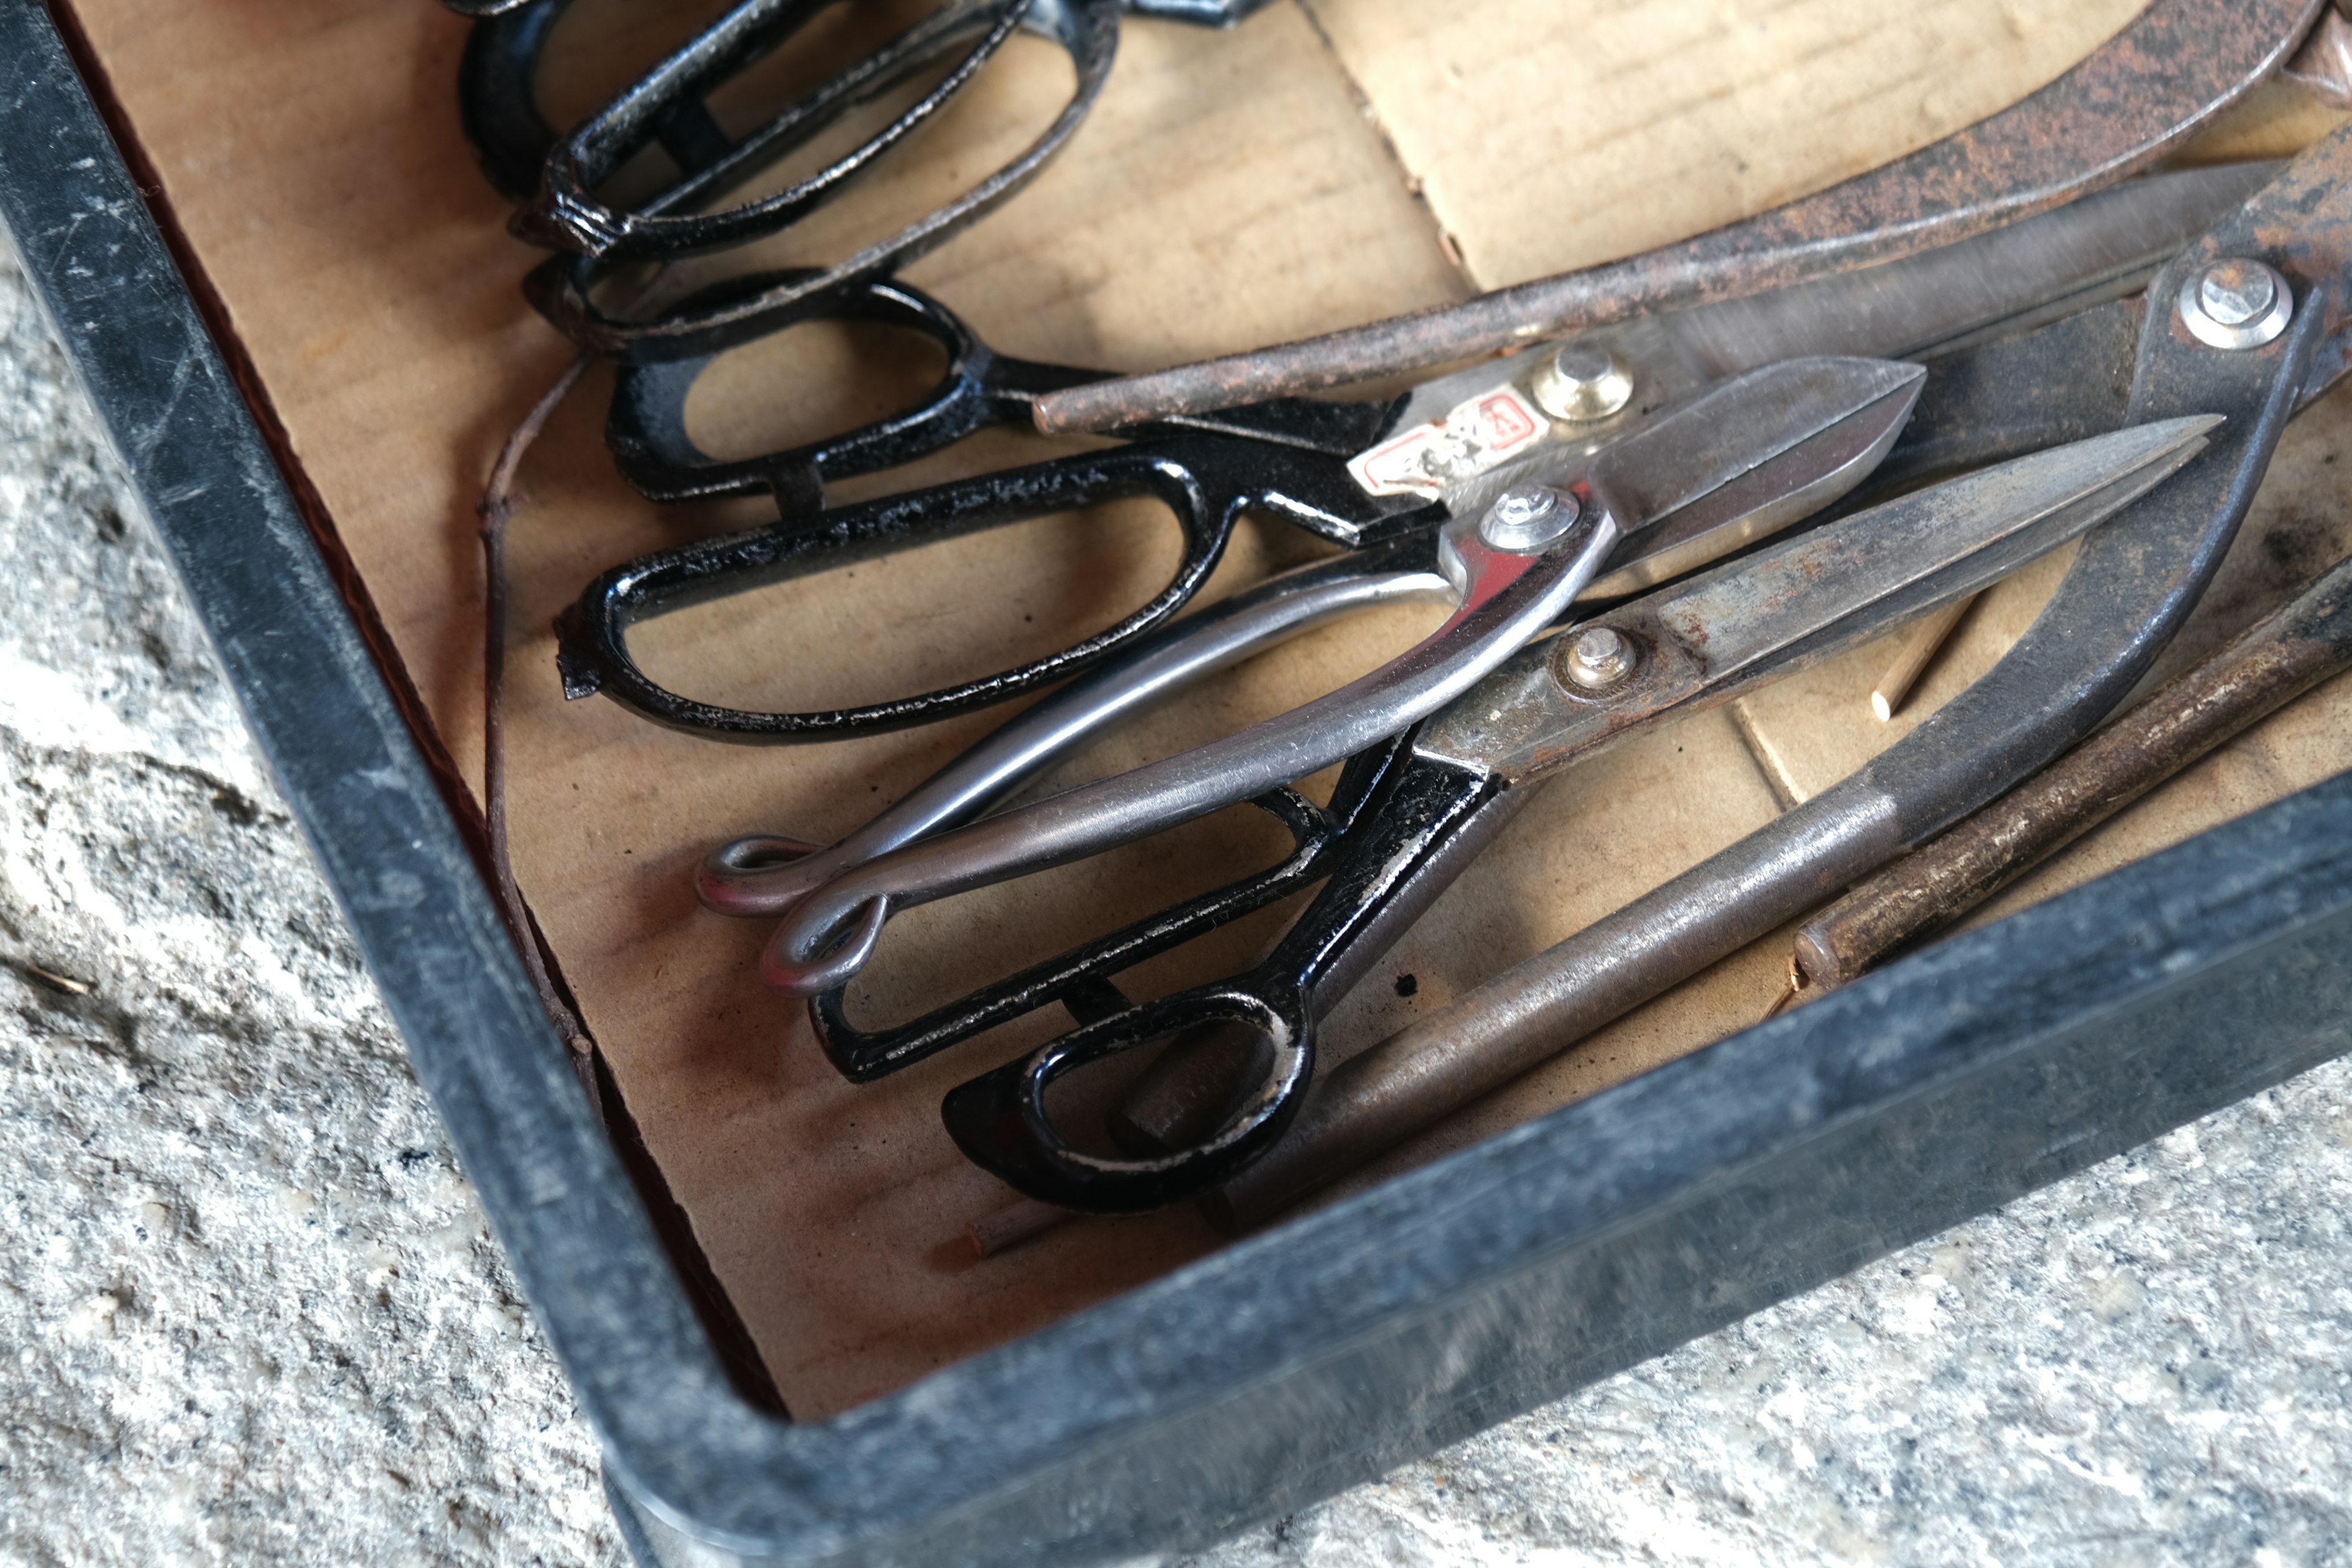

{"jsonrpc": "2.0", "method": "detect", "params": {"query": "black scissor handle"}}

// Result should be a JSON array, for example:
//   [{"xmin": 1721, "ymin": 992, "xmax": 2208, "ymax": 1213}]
[
  {"xmin": 605, "ymin": 270, "xmax": 1404, "ymax": 514},
  {"xmin": 451, "ymin": 0, "xmax": 1279, "ymax": 206},
  {"xmin": 606, "ymin": 269, "xmax": 1101, "ymax": 516},
  {"xmin": 459, "ymin": 0, "xmax": 852, "ymax": 202},
  {"xmin": 512, "ymin": 0, "xmax": 1121, "ymax": 360},
  {"xmin": 813, "ymin": 782, "xmax": 1338, "ymax": 1081},
  {"xmin": 941, "ymin": 748, "xmax": 1514, "ymax": 1212},
  {"xmin": 454, "ymin": 0, "xmax": 573, "ymax": 200},
  {"xmin": 518, "ymin": 0, "xmax": 1042, "ymax": 261},
  {"xmin": 942, "ymin": 981, "xmax": 1316, "ymax": 1213},
  {"xmin": 807, "ymin": 736, "xmax": 1412, "ymax": 1078},
  {"xmin": 555, "ymin": 432, "xmax": 1423, "ymax": 739}
]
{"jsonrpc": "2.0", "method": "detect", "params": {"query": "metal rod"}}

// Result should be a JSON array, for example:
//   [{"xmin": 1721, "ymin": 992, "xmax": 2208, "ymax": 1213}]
[
  {"xmin": 1027, "ymin": 0, "xmax": 2321, "ymax": 432},
  {"xmin": 1794, "ymin": 548, "xmax": 2352, "ymax": 992}
]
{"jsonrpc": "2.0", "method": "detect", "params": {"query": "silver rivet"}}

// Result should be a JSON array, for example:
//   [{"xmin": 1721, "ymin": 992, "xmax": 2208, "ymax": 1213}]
[
  {"xmin": 2201, "ymin": 263, "xmax": 2275, "ymax": 325},
  {"xmin": 1479, "ymin": 486, "xmax": 1580, "ymax": 552},
  {"xmin": 1529, "ymin": 345, "xmax": 1634, "ymax": 423},
  {"xmin": 2177, "ymin": 258, "xmax": 2292, "ymax": 350},
  {"xmin": 1561, "ymin": 625, "xmax": 1638, "ymax": 691}
]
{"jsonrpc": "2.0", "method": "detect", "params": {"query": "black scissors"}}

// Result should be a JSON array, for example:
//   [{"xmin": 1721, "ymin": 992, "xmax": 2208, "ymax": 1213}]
[
  {"xmin": 555, "ymin": 263, "xmax": 1427, "ymax": 739},
  {"xmin": 552, "ymin": 162, "xmax": 2266, "ymax": 743},
  {"xmin": 445, "ymin": 0, "xmax": 1275, "ymax": 361}
]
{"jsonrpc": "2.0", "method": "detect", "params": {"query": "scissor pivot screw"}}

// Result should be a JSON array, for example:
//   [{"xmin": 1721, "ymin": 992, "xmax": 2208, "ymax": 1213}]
[
  {"xmin": 1559, "ymin": 625, "xmax": 1639, "ymax": 691},
  {"xmin": 2178, "ymin": 258, "xmax": 2292, "ymax": 350},
  {"xmin": 1480, "ymin": 486, "xmax": 1581, "ymax": 552},
  {"xmin": 1530, "ymin": 345, "xmax": 1634, "ymax": 423}
]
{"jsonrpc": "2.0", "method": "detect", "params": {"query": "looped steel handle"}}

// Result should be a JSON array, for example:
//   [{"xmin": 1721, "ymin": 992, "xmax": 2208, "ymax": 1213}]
[
  {"xmin": 759, "ymin": 496, "xmax": 1614, "ymax": 982},
  {"xmin": 696, "ymin": 542, "xmax": 1450, "ymax": 922}
]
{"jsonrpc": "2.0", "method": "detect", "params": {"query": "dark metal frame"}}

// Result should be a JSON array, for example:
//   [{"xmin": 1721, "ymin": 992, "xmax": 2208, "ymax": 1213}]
[{"xmin": 6, "ymin": 5, "xmax": 2349, "ymax": 1564}]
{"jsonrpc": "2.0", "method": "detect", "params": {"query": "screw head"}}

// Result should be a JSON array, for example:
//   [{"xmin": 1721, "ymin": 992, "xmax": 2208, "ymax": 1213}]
[
  {"xmin": 1529, "ymin": 345, "xmax": 1635, "ymax": 423},
  {"xmin": 1561, "ymin": 625, "xmax": 1638, "ymax": 690},
  {"xmin": 2199, "ymin": 260, "xmax": 2275, "ymax": 325},
  {"xmin": 1479, "ymin": 486, "xmax": 1580, "ymax": 552},
  {"xmin": 2177, "ymin": 258, "xmax": 2291, "ymax": 350}
]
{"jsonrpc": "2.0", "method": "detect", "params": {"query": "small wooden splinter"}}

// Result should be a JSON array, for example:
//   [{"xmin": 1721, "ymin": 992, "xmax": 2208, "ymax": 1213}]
[
  {"xmin": 1871, "ymin": 594, "xmax": 1977, "ymax": 722},
  {"xmin": 968, "ymin": 1197, "xmax": 1073, "ymax": 1260}
]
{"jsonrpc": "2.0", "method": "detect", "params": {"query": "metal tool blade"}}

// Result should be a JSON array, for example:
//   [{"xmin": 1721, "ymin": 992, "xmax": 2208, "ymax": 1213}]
[
  {"xmin": 1404, "ymin": 163, "xmax": 2272, "ymax": 520},
  {"xmin": 1578, "ymin": 358, "xmax": 1925, "ymax": 546},
  {"xmin": 758, "ymin": 355, "xmax": 1931, "ymax": 996},
  {"xmin": 1583, "ymin": 361, "xmax": 1923, "ymax": 598},
  {"xmin": 1400, "ymin": 162, "xmax": 2276, "ymax": 440},
  {"xmin": 1033, "ymin": 0, "xmax": 2322, "ymax": 433},
  {"xmin": 1417, "ymin": 413, "xmax": 2223, "ymax": 784}
]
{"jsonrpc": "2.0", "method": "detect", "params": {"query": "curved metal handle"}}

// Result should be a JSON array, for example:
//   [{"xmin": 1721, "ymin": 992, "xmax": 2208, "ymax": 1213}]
[
  {"xmin": 454, "ymin": 0, "xmax": 573, "ymax": 200},
  {"xmin": 521, "ymin": 0, "xmax": 1123, "ymax": 360},
  {"xmin": 459, "ymin": 0, "xmax": 1031, "ymax": 214},
  {"xmin": 601, "ymin": 264, "xmax": 1397, "ymax": 514},
  {"xmin": 453, "ymin": 0, "xmax": 1279, "ymax": 205},
  {"xmin": 761, "ymin": 493, "xmax": 1618, "ymax": 992},
  {"xmin": 941, "ymin": 981, "xmax": 1314, "ymax": 1212},
  {"xmin": 699, "ymin": 538, "xmax": 1451, "ymax": 919},
  {"xmin": 554, "ymin": 432, "xmax": 1419, "ymax": 739},
  {"xmin": 811, "ymin": 781, "xmax": 1342, "ymax": 1082}
]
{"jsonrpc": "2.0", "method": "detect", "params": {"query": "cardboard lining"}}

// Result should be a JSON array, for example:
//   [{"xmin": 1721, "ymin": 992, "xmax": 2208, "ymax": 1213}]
[{"xmin": 59, "ymin": 0, "xmax": 2352, "ymax": 1420}]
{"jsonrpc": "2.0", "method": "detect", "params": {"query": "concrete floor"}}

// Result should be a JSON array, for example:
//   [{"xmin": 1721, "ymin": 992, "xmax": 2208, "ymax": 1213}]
[{"xmin": 5, "ymin": 236, "xmax": 2351, "ymax": 1568}]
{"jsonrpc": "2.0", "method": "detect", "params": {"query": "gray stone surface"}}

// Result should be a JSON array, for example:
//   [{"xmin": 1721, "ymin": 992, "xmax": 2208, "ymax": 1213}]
[
  {"xmin": 0, "ymin": 242, "xmax": 622, "ymax": 1567},
  {"xmin": 3, "ymin": 228, "xmax": 2350, "ymax": 1567},
  {"xmin": 1186, "ymin": 1099, "xmax": 2352, "ymax": 1568}
]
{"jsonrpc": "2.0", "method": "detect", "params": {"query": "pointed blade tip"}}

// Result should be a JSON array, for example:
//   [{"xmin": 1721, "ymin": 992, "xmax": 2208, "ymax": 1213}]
[{"xmin": 2119, "ymin": 410, "xmax": 2226, "ymax": 472}]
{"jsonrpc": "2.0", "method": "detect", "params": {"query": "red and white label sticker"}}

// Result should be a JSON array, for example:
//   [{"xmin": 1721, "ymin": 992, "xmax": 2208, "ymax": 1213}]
[{"xmin": 1346, "ymin": 385, "xmax": 1550, "ymax": 498}]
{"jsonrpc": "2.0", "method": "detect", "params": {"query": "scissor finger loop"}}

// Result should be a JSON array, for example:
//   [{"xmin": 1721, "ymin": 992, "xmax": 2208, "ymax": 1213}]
[
  {"xmin": 607, "ymin": 270, "xmax": 1104, "ymax": 514},
  {"xmin": 939, "ymin": 984, "xmax": 1314, "ymax": 1213},
  {"xmin": 517, "ymin": 0, "xmax": 1126, "ymax": 359}
]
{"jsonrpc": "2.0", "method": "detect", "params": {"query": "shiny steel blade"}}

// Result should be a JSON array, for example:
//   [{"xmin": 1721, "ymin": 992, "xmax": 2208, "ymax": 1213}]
[
  {"xmin": 1581, "ymin": 387, "xmax": 1915, "ymax": 600},
  {"xmin": 1648, "ymin": 417, "xmax": 2220, "ymax": 685},
  {"xmin": 1418, "ymin": 414, "xmax": 2223, "ymax": 783},
  {"xmin": 1583, "ymin": 356, "xmax": 1924, "ymax": 536}
]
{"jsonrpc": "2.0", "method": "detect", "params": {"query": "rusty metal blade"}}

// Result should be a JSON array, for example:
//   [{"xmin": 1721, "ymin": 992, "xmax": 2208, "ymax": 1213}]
[
  {"xmin": 1033, "ymin": 0, "xmax": 2325, "ymax": 433},
  {"xmin": 1390, "ymin": 161, "xmax": 2277, "ymax": 445},
  {"xmin": 1416, "ymin": 415, "xmax": 2221, "ymax": 785}
]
